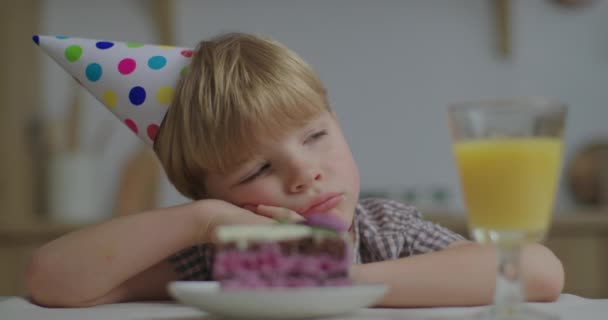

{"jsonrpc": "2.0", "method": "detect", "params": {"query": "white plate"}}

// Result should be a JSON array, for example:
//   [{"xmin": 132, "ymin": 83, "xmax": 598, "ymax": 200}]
[{"xmin": 168, "ymin": 281, "xmax": 388, "ymax": 320}]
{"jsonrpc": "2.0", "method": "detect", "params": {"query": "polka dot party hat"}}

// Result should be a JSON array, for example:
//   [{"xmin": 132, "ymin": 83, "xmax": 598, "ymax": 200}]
[{"xmin": 33, "ymin": 35, "xmax": 193, "ymax": 146}]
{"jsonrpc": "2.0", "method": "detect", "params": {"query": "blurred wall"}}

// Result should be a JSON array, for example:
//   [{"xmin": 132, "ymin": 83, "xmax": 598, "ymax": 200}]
[{"xmin": 38, "ymin": 0, "xmax": 608, "ymax": 214}]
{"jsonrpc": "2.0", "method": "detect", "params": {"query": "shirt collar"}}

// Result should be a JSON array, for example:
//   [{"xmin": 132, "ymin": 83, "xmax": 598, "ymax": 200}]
[{"xmin": 351, "ymin": 203, "xmax": 363, "ymax": 264}]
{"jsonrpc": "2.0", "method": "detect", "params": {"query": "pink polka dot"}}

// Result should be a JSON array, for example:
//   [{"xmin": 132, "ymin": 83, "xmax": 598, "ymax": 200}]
[
  {"xmin": 118, "ymin": 58, "xmax": 136, "ymax": 75},
  {"xmin": 125, "ymin": 118, "xmax": 138, "ymax": 134},
  {"xmin": 147, "ymin": 124, "xmax": 159, "ymax": 140},
  {"xmin": 181, "ymin": 50, "xmax": 193, "ymax": 58}
]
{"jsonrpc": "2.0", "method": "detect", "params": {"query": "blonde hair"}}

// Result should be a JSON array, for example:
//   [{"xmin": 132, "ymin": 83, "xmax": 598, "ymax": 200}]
[{"xmin": 154, "ymin": 32, "xmax": 330, "ymax": 199}]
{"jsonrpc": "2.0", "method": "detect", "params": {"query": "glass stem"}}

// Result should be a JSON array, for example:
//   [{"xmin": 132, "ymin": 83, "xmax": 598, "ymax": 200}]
[{"xmin": 493, "ymin": 245, "xmax": 524, "ymax": 315}]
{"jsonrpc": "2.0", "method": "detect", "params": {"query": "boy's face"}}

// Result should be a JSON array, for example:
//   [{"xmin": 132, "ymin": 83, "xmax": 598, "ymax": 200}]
[{"xmin": 205, "ymin": 111, "xmax": 360, "ymax": 229}]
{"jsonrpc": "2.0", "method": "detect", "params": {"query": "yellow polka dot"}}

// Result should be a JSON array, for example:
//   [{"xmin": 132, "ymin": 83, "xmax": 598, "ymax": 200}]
[
  {"xmin": 157, "ymin": 86, "xmax": 174, "ymax": 105},
  {"xmin": 158, "ymin": 45, "xmax": 174, "ymax": 50},
  {"xmin": 103, "ymin": 90, "xmax": 118, "ymax": 109}
]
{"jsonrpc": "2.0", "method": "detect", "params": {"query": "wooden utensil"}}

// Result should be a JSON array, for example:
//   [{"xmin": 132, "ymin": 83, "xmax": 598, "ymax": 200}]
[
  {"xmin": 66, "ymin": 86, "xmax": 81, "ymax": 153},
  {"xmin": 112, "ymin": 145, "xmax": 161, "ymax": 216},
  {"xmin": 567, "ymin": 142, "xmax": 608, "ymax": 206}
]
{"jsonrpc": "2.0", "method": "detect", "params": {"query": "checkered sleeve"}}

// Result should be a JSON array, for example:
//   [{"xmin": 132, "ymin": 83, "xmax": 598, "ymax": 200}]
[
  {"xmin": 357, "ymin": 198, "xmax": 464, "ymax": 261},
  {"xmin": 167, "ymin": 243, "xmax": 216, "ymax": 280},
  {"xmin": 398, "ymin": 205, "xmax": 466, "ymax": 256}
]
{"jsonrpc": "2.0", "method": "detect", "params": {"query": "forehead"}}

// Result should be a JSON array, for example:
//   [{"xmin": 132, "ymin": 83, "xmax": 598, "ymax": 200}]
[{"xmin": 254, "ymin": 110, "xmax": 330, "ymax": 141}]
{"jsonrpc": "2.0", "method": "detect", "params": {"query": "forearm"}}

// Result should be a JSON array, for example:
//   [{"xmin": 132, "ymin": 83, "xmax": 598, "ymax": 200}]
[
  {"xmin": 351, "ymin": 241, "xmax": 564, "ymax": 307},
  {"xmin": 26, "ymin": 202, "xmax": 206, "ymax": 305}
]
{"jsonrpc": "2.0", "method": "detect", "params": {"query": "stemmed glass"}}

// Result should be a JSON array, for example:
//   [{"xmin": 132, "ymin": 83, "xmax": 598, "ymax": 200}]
[{"xmin": 448, "ymin": 97, "xmax": 567, "ymax": 320}]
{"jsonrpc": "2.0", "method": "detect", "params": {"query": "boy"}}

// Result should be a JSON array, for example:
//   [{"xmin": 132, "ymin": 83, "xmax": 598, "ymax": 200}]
[{"xmin": 28, "ymin": 32, "xmax": 564, "ymax": 307}]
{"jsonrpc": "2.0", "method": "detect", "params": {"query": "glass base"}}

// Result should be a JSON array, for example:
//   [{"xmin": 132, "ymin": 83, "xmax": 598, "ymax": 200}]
[
  {"xmin": 471, "ymin": 305, "xmax": 559, "ymax": 320},
  {"xmin": 466, "ymin": 228, "xmax": 557, "ymax": 320}
]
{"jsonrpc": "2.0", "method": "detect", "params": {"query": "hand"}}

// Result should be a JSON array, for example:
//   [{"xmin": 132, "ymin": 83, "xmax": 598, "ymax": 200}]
[
  {"xmin": 245, "ymin": 204, "xmax": 305, "ymax": 223},
  {"xmin": 195, "ymin": 199, "xmax": 275, "ymax": 244}
]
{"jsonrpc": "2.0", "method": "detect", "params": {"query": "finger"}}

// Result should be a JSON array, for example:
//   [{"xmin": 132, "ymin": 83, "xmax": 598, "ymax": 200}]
[
  {"xmin": 257, "ymin": 205, "xmax": 304, "ymax": 223},
  {"xmin": 242, "ymin": 204, "xmax": 258, "ymax": 213}
]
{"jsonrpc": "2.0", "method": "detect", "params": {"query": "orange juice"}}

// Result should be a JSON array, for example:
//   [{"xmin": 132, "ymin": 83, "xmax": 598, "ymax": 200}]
[{"xmin": 453, "ymin": 138, "xmax": 562, "ymax": 236}]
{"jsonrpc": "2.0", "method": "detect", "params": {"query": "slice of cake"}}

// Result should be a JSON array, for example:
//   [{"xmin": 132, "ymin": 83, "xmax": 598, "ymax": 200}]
[{"xmin": 211, "ymin": 214, "xmax": 352, "ymax": 289}]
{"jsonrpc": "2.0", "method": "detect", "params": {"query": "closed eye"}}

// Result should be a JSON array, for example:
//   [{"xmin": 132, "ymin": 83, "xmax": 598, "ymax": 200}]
[
  {"xmin": 306, "ymin": 130, "xmax": 327, "ymax": 143},
  {"xmin": 240, "ymin": 163, "xmax": 271, "ymax": 184}
]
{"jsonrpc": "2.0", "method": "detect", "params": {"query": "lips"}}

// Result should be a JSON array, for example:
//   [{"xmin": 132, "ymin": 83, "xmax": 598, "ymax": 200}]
[{"xmin": 300, "ymin": 193, "xmax": 344, "ymax": 216}]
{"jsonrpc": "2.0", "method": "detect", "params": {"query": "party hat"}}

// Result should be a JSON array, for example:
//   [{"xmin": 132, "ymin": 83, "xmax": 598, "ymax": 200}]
[{"xmin": 33, "ymin": 35, "xmax": 194, "ymax": 146}]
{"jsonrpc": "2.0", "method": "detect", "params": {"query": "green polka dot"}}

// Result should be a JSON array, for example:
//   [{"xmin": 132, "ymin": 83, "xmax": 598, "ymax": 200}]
[
  {"xmin": 64, "ymin": 45, "xmax": 83, "ymax": 62},
  {"xmin": 180, "ymin": 66, "xmax": 188, "ymax": 77},
  {"xmin": 126, "ymin": 42, "xmax": 144, "ymax": 48}
]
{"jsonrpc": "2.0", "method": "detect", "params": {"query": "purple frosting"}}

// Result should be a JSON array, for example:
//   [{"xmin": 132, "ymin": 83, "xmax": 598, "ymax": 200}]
[
  {"xmin": 213, "ymin": 242, "xmax": 352, "ymax": 289},
  {"xmin": 301, "ymin": 213, "xmax": 348, "ymax": 232}
]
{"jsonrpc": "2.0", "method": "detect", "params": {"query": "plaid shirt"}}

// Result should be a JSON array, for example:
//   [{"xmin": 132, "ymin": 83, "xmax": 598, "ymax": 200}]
[{"xmin": 168, "ymin": 198, "xmax": 465, "ymax": 280}]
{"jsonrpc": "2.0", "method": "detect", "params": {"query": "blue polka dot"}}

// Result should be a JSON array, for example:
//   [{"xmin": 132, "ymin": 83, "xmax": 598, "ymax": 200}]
[
  {"xmin": 56, "ymin": 35, "xmax": 69, "ymax": 39},
  {"xmin": 148, "ymin": 56, "xmax": 167, "ymax": 70},
  {"xmin": 96, "ymin": 41, "xmax": 114, "ymax": 49},
  {"xmin": 85, "ymin": 63, "xmax": 103, "ymax": 82},
  {"xmin": 32, "ymin": 35, "xmax": 39, "ymax": 45},
  {"xmin": 129, "ymin": 86, "xmax": 146, "ymax": 105}
]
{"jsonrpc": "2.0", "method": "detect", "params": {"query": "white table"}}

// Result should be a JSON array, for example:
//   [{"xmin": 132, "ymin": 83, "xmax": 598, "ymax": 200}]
[{"xmin": 1, "ymin": 294, "xmax": 606, "ymax": 320}]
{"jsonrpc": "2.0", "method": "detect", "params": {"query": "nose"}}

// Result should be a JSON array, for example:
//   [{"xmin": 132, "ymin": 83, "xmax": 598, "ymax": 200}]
[{"xmin": 287, "ymin": 162, "xmax": 323, "ymax": 194}]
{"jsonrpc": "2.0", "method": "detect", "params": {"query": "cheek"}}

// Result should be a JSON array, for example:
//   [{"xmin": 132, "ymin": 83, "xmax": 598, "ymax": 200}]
[
  {"xmin": 343, "ymin": 159, "xmax": 360, "ymax": 189},
  {"xmin": 331, "ymin": 144, "xmax": 358, "ymax": 175},
  {"xmin": 332, "ymin": 145, "xmax": 360, "ymax": 191},
  {"xmin": 230, "ymin": 183, "xmax": 282, "ymax": 206}
]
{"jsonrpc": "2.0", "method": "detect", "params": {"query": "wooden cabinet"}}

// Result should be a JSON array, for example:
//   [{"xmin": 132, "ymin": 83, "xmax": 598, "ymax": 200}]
[
  {"xmin": 0, "ymin": 1, "xmax": 41, "ymax": 229},
  {"xmin": 0, "ymin": 0, "xmax": 43, "ymax": 296}
]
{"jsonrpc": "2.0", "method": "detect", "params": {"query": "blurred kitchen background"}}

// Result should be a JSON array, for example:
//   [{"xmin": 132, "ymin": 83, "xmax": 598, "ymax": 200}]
[{"xmin": 1, "ymin": 0, "xmax": 607, "ymax": 298}]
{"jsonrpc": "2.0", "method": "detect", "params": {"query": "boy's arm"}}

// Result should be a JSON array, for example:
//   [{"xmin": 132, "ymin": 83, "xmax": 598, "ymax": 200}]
[
  {"xmin": 351, "ymin": 240, "xmax": 564, "ymax": 307},
  {"xmin": 26, "ymin": 200, "xmax": 273, "ymax": 307}
]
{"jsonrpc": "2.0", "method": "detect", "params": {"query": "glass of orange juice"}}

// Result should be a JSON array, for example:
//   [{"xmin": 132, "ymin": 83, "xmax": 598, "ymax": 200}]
[{"xmin": 448, "ymin": 97, "xmax": 567, "ymax": 320}]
